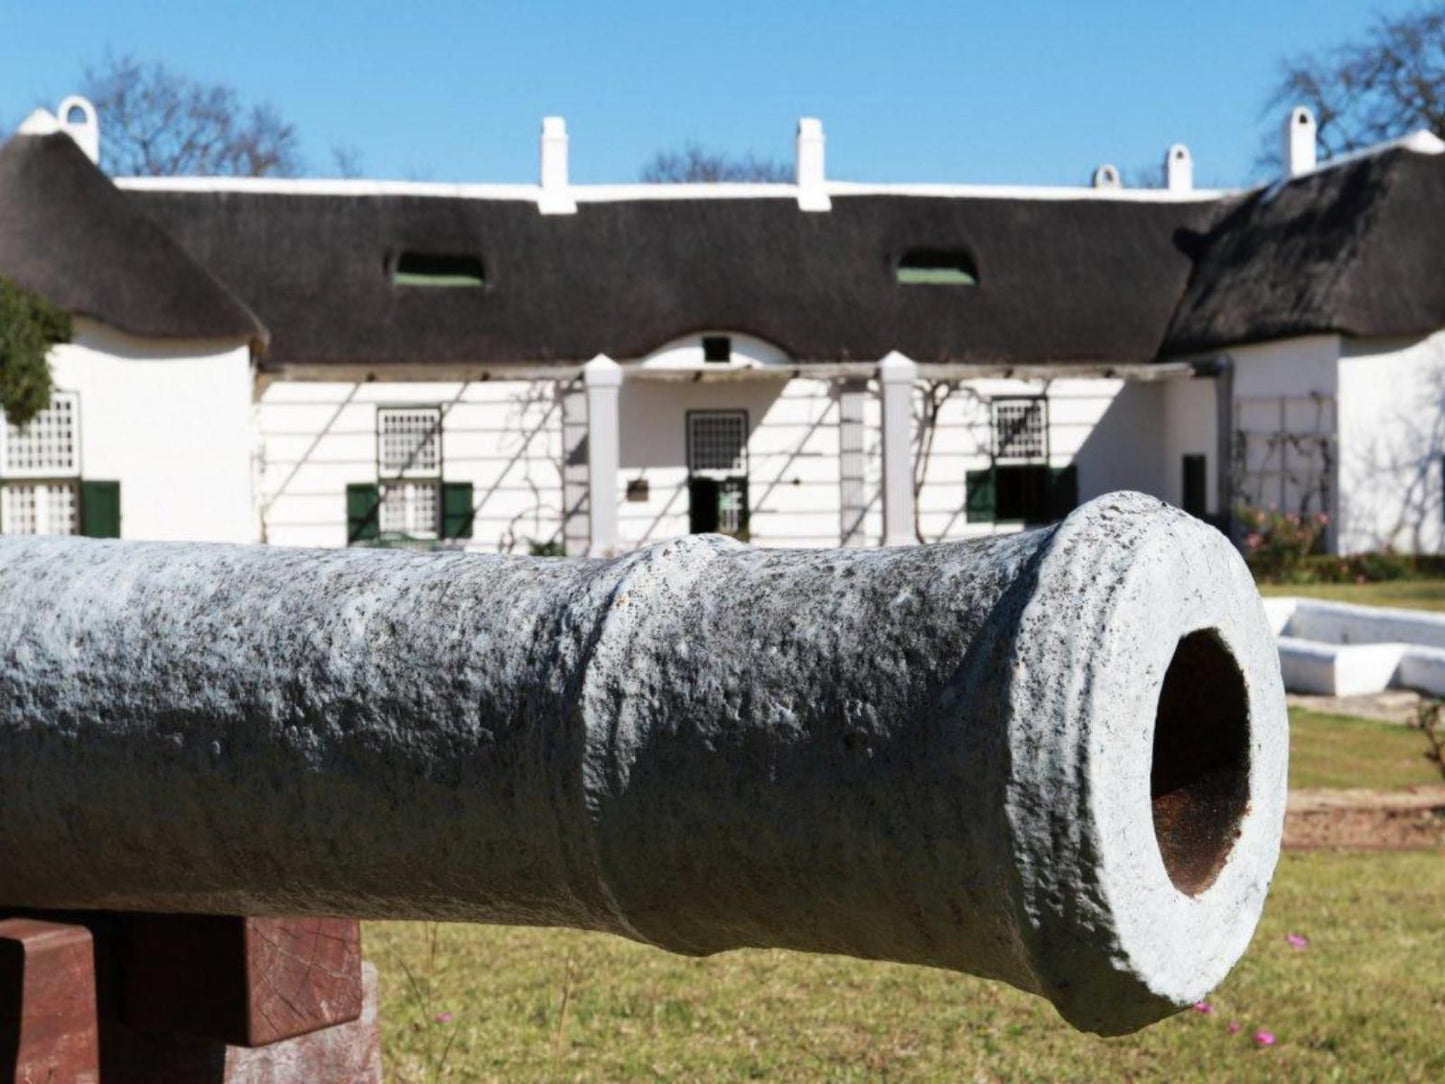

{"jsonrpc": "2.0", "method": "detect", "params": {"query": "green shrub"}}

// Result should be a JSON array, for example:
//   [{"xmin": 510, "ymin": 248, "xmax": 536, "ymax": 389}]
[
  {"xmin": 1243, "ymin": 503, "xmax": 1445, "ymax": 585},
  {"xmin": 1241, "ymin": 505, "xmax": 1329, "ymax": 582},
  {"xmin": 0, "ymin": 277, "xmax": 68, "ymax": 427}
]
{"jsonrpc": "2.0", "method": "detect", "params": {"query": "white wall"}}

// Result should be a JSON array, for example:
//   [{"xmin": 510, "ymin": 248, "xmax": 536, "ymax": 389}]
[
  {"xmin": 1228, "ymin": 335, "xmax": 1340, "ymax": 398},
  {"xmin": 1160, "ymin": 376, "xmax": 1219, "ymax": 513},
  {"xmin": 253, "ymin": 368, "xmax": 1195, "ymax": 553},
  {"xmin": 1336, "ymin": 331, "xmax": 1445, "ymax": 554},
  {"xmin": 258, "ymin": 379, "xmax": 563, "ymax": 550},
  {"xmin": 615, "ymin": 376, "xmax": 845, "ymax": 548},
  {"xmin": 913, "ymin": 376, "xmax": 1164, "ymax": 540},
  {"xmin": 1227, "ymin": 335, "xmax": 1341, "ymax": 545},
  {"xmin": 45, "ymin": 319, "xmax": 255, "ymax": 542}
]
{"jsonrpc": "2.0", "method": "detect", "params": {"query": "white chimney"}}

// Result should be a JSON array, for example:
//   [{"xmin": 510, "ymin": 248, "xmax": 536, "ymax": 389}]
[
  {"xmin": 1091, "ymin": 163, "xmax": 1122, "ymax": 190},
  {"xmin": 1284, "ymin": 106, "xmax": 1317, "ymax": 177},
  {"xmin": 16, "ymin": 97, "xmax": 100, "ymax": 165},
  {"xmin": 57, "ymin": 96, "xmax": 99, "ymax": 163},
  {"xmin": 1165, "ymin": 144, "xmax": 1193, "ymax": 191},
  {"xmin": 538, "ymin": 116, "xmax": 576, "ymax": 215},
  {"xmin": 795, "ymin": 117, "xmax": 830, "ymax": 212}
]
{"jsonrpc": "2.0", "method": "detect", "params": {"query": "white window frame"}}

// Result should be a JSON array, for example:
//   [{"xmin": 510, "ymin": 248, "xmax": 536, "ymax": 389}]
[
  {"xmin": 0, "ymin": 482, "xmax": 80, "ymax": 536},
  {"xmin": 0, "ymin": 392, "xmax": 82, "ymax": 537},
  {"xmin": 686, "ymin": 410, "xmax": 750, "ymax": 477},
  {"xmin": 1, "ymin": 391, "xmax": 81, "ymax": 479},
  {"xmin": 376, "ymin": 405, "xmax": 443, "ymax": 481},
  {"xmin": 991, "ymin": 396, "xmax": 1048, "ymax": 463},
  {"xmin": 376, "ymin": 405, "xmax": 444, "ymax": 539}
]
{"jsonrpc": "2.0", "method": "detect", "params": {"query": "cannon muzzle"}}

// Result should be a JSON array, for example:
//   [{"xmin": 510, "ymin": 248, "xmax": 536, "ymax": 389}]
[{"xmin": 0, "ymin": 492, "xmax": 1286, "ymax": 1034}]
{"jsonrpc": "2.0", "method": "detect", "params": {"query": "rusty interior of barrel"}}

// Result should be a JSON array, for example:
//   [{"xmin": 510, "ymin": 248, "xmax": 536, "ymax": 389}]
[{"xmin": 1149, "ymin": 629, "xmax": 1251, "ymax": 896}]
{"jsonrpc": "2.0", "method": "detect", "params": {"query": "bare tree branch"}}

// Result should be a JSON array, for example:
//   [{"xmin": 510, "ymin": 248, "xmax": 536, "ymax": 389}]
[
  {"xmin": 82, "ymin": 53, "xmax": 303, "ymax": 177},
  {"xmin": 1261, "ymin": 5, "xmax": 1445, "ymax": 168},
  {"xmin": 329, "ymin": 143, "xmax": 366, "ymax": 179},
  {"xmin": 639, "ymin": 143, "xmax": 790, "ymax": 183}
]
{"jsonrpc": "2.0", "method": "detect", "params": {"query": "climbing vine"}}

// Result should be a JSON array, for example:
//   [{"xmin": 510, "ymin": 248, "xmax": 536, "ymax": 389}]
[{"xmin": 0, "ymin": 277, "xmax": 68, "ymax": 428}]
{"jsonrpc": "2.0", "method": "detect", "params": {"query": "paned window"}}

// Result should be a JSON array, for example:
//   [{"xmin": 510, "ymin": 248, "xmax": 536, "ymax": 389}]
[
  {"xmin": 378, "ymin": 407, "xmax": 442, "ymax": 479},
  {"xmin": 687, "ymin": 411, "xmax": 749, "ymax": 474},
  {"xmin": 2, "ymin": 393, "xmax": 79, "ymax": 477},
  {"xmin": 992, "ymin": 398, "xmax": 1047, "ymax": 461}
]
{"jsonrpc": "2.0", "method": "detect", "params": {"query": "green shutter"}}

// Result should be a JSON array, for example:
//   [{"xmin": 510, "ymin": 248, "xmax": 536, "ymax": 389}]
[
  {"xmin": 346, "ymin": 483, "xmax": 380, "ymax": 543},
  {"xmin": 442, "ymin": 482, "xmax": 474, "ymax": 540},
  {"xmin": 965, "ymin": 469, "xmax": 995, "ymax": 522},
  {"xmin": 1047, "ymin": 465, "xmax": 1079, "ymax": 521},
  {"xmin": 80, "ymin": 480, "xmax": 121, "ymax": 538}
]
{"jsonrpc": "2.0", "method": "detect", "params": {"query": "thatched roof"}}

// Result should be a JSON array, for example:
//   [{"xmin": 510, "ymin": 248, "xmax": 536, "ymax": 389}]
[
  {"xmin": 0, "ymin": 133, "xmax": 265, "ymax": 345},
  {"xmin": 1164, "ymin": 143, "xmax": 1445, "ymax": 355},
  {"xmin": 8, "ymin": 124, "xmax": 1443, "ymax": 367},
  {"xmin": 132, "ymin": 187, "xmax": 1221, "ymax": 368}
]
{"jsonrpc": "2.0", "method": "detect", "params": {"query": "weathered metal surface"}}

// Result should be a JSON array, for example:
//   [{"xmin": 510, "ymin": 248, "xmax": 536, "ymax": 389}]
[
  {"xmin": 0, "ymin": 918, "xmax": 100, "ymax": 1083},
  {"xmin": 0, "ymin": 492, "xmax": 1288, "ymax": 1033}
]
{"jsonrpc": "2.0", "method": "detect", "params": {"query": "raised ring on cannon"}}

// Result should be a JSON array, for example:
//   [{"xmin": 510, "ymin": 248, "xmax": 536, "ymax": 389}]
[{"xmin": 0, "ymin": 491, "xmax": 1287, "ymax": 1036}]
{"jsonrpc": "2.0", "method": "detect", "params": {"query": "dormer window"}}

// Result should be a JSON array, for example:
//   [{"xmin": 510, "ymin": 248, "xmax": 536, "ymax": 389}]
[
  {"xmin": 702, "ymin": 335, "xmax": 732, "ymax": 363},
  {"xmin": 896, "ymin": 249, "xmax": 979, "ymax": 286},
  {"xmin": 392, "ymin": 253, "xmax": 485, "ymax": 288}
]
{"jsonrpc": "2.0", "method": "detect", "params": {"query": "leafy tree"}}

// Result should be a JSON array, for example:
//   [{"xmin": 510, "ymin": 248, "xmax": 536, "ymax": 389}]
[
  {"xmin": 82, "ymin": 53, "xmax": 302, "ymax": 177},
  {"xmin": 640, "ymin": 144, "xmax": 790, "ymax": 182},
  {"xmin": 0, "ymin": 278, "xmax": 68, "ymax": 427},
  {"xmin": 1265, "ymin": 4, "xmax": 1445, "ymax": 162}
]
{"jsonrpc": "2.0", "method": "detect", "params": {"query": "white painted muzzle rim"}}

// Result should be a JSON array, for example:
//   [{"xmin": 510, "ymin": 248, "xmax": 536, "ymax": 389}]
[{"xmin": 1004, "ymin": 493, "xmax": 1288, "ymax": 1033}]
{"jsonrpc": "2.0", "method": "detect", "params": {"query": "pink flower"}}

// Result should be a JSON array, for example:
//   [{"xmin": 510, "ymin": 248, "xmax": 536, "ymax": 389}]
[
  {"xmin": 434, "ymin": 1011, "xmax": 453, "ymax": 1024},
  {"xmin": 1286, "ymin": 932, "xmax": 1309, "ymax": 950},
  {"xmin": 1227, "ymin": 1021, "xmax": 1242, "ymax": 1035},
  {"xmin": 1318, "ymin": 513, "xmax": 1330, "ymax": 525},
  {"xmin": 1355, "ymin": 575, "xmax": 1367, "ymax": 585},
  {"xmin": 1192, "ymin": 1001, "xmax": 1213, "ymax": 1014},
  {"xmin": 1246, "ymin": 533, "xmax": 1263, "ymax": 551},
  {"xmin": 1254, "ymin": 1030, "xmax": 1276, "ymax": 1047}
]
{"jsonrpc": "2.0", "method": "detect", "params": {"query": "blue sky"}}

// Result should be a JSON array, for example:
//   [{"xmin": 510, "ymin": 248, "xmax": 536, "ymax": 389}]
[{"xmin": 0, "ymin": 1, "xmax": 1424, "ymax": 187}]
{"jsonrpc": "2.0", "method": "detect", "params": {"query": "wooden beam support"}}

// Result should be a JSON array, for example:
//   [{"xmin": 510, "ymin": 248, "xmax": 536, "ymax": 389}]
[{"xmin": 115, "ymin": 917, "xmax": 363, "ymax": 1048}]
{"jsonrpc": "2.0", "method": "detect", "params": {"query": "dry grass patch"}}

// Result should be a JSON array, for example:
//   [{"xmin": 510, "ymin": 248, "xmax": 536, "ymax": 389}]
[{"xmin": 368, "ymin": 850, "xmax": 1444, "ymax": 1082}]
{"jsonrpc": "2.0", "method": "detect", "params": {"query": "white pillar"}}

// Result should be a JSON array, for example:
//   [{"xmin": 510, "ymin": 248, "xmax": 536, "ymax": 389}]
[
  {"xmin": 583, "ymin": 354, "xmax": 622, "ymax": 557},
  {"xmin": 539, "ymin": 116, "xmax": 577, "ymax": 215},
  {"xmin": 879, "ymin": 352, "xmax": 917, "ymax": 547},
  {"xmin": 795, "ymin": 118, "xmax": 831, "ymax": 212},
  {"xmin": 559, "ymin": 382, "xmax": 590, "ymax": 557},
  {"xmin": 837, "ymin": 379, "xmax": 869, "ymax": 547},
  {"xmin": 1284, "ymin": 106, "xmax": 1317, "ymax": 177}
]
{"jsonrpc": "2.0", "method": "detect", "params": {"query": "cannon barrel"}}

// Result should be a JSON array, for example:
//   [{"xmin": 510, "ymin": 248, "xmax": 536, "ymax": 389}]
[{"xmin": 0, "ymin": 492, "xmax": 1286, "ymax": 1034}]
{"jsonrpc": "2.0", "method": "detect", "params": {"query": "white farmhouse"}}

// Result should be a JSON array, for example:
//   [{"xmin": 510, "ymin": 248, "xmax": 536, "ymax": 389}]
[
  {"xmin": 1, "ymin": 99, "xmax": 1442, "ymax": 555},
  {"xmin": 0, "ymin": 102, "xmax": 263, "ymax": 542}
]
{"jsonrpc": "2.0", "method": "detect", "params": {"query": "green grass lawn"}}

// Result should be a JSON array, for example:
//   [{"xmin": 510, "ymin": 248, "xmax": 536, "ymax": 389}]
[
  {"xmin": 1288, "ymin": 708, "xmax": 1440, "ymax": 790},
  {"xmin": 1259, "ymin": 578, "xmax": 1445, "ymax": 612},
  {"xmin": 367, "ymin": 850, "xmax": 1444, "ymax": 1082}
]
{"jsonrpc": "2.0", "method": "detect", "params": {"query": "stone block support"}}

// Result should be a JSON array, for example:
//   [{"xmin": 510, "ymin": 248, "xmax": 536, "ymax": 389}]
[
  {"xmin": 878, "ymin": 351, "xmax": 918, "ymax": 546},
  {"xmin": 582, "ymin": 354, "xmax": 622, "ymax": 557},
  {"xmin": 0, "ymin": 493, "xmax": 1288, "ymax": 1035}
]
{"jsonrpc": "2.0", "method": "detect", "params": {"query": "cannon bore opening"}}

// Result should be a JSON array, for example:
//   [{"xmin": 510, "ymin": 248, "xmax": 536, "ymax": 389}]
[{"xmin": 1150, "ymin": 629, "xmax": 1250, "ymax": 896}]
